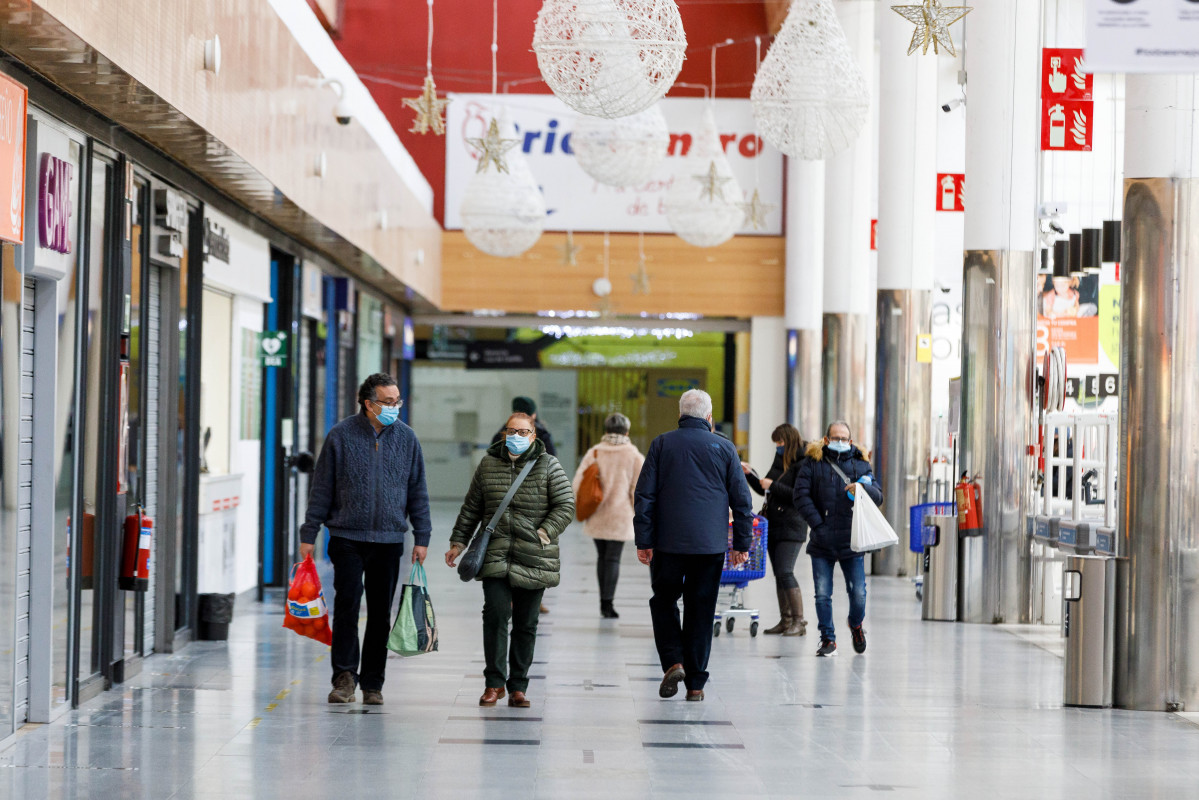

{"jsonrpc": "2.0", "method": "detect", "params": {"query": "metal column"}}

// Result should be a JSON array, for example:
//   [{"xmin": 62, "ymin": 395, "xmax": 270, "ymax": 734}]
[
  {"xmin": 956, "ymin": 0, "xmax": 1041, "ymax": 624},
  {"xmin": 1114, "ymin": 70, "xmax": 1199, "ymax": 712}
]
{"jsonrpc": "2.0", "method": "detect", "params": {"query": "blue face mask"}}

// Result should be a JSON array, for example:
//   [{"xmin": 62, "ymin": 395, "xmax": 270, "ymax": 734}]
[
  {"xmin": 828, "ymin": 440, "xmax": 851, "ymax": 454},
  {"xmin": 506, "ymin": 434, "xmax": 532, "ymax": 455},
  {"xmin": 374, "ymin": 405, "xmax": 399, "ymax": 426},
  {"xmin": 776, "ymin": 445, "xmax": 785, "ymax": 456}
]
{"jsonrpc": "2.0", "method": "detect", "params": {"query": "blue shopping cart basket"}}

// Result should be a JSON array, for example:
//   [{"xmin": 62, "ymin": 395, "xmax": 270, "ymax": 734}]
[{"xmin": 714, "ymin": 515, "xmax": 768, "ymax": 637}]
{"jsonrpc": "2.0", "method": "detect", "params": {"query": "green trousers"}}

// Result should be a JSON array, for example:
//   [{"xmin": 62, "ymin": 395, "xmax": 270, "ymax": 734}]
[{"xmin": 481, "ymin": 578, "xmax": 545, "ymax": 693}]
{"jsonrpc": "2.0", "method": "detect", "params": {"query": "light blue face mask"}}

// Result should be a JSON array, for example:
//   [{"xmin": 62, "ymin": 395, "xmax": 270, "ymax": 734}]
[
  {"xmin": 828, "ymin": 440, "xmax": 851, "ymax": 454},
  {"xmin": 375, "ymin": 404, "xmax": 399, "ymax": 426},
  {"xmin": 506, "ymin": 434, "xmax": 532, "ymax": 455}
]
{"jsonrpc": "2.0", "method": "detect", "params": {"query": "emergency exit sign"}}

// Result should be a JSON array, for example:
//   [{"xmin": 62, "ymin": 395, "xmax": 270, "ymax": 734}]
[{"xmin": 260, "ymin": 331, "xmax": 288, "ymax": 368}]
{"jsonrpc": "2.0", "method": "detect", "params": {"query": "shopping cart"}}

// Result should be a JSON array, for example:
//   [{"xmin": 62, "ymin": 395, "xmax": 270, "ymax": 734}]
[
  {"xmin": 908, "ymin": 502, "xmax": 955, "ymax": 601},
  {"xmin": 713, "ymin": 515, "xmax": 768, "ymax": 637}
]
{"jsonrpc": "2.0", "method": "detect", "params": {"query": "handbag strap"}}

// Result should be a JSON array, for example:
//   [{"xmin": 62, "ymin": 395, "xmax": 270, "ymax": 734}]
[
  {"xmin": 827, "ymin": 459, "xmax": 852, "ymax": 485},
  {"xmin": 484, "ymin": 456, "xmax": 539, "ymax": 534},
  {"xmin": 408, "ymin": 562, "xmax": 427, "ymax": 586}
]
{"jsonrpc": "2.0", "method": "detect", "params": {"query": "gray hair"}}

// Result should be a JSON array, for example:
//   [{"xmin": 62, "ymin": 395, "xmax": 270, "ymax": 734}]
[
  {"xmin": 679, "ymin": 388, "xmax": 713, "ymax": 420},
  {"xmin": 826, "ymin": 420, "xmax": 852, "ymax": 437},
  {"xmin": 603, "ymin": 412, "xmax": 631, "ymax": 435}
]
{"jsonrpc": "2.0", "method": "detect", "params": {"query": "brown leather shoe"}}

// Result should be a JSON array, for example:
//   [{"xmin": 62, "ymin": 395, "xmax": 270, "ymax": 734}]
[
  {"xmin": 659, "ymin": 663, "xmax": 685, "ymax": 698},
  {"xmin": 362, "ymin": 690, "xmax": 383, "ymax": 705},
  {"xmin": 328, "ymin": 671, "xmax": 356, "ymax": 704},
  {"xmin": 686, "ymin": 690, "xmax": 705, "ymax": 702},
  {"xmin": 479, "ymin": 687, "xmax": 506, "ymax": 706},
  {"xmin": 508, "ymin": 691, "xmax": 531, "ymax": 708}
]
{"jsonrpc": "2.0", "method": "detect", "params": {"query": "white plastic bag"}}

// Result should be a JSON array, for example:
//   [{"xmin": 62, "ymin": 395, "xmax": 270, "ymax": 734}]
[{"xmin": 850, "ymin": 489, "xmax": 899, "ymax": 552}]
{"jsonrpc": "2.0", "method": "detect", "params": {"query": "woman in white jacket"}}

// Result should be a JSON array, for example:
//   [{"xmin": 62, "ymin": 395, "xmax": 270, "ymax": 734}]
[{"xmin": 572, "ymin": 413, "xmax": 645, "ymax": 618}]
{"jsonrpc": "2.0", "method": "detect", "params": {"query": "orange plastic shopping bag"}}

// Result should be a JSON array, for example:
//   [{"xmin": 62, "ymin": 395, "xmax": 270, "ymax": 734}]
[{"xmin": 283, "ymin": 555, "xmax": 333, "ymax": 646}]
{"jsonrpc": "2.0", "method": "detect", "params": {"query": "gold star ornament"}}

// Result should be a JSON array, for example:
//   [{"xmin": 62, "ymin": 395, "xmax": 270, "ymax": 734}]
[
  {"xmin": 404, "ymin": 74, "xmax": 449, "ymax": 135},
  {"xmin": 557, "ymin": 232, "xmax": 582, "ymax": 266},
  {"xmin": 891, "ymin": 0, "xmax": 972, "ymax": 57},
  {"xmin": 737, "ymin": 189, "xmax": 776, "ymax": 231},
  {"xmin": 694, "ymin": 161, "xmax": 733, "ymax": 202},
  {"xmin": 466, "ymin": 118, "xmax": 519, "ymax": 174}
]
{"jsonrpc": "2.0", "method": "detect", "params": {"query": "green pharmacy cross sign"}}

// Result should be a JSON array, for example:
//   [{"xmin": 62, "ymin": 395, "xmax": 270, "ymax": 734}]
[{"xmin": 260, "ymin": 331, "xmax": 289, "ymax": 368}]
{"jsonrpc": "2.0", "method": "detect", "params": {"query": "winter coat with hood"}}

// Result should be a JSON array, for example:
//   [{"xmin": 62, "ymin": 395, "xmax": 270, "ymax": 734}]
[
  {"xmin": 747, "ymin": 451, "xmax": 808, "ymax": 544},
  {"xmin": 794, "ymin": 441, "xmax": 883, "ymax": 560},
  {"xmin": 572, "ymin": 434, "xmax": 645, "ymax": 542},
  {"xmin": 450, "ymin": 437, "xmax": 575, "ymax": 590}
]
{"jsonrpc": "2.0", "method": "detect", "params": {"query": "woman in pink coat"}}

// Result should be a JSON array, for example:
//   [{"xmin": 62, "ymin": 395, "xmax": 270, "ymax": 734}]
[{"xmin": 572, "ymin": 413, "xmax": 645, "ymax": 618}]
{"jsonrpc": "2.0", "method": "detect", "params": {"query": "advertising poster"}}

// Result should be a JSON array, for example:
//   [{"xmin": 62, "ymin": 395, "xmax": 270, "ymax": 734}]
[
  {"xmin": 1037, "ymin": 270, "xmax": 1121, "ymax": 408},
  {"xmin": 1086, "ymin": 0, "xmax": 1199, "ymax": 73}
]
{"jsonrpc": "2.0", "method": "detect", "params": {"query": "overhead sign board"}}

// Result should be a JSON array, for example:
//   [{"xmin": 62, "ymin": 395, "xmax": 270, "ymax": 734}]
[
  {"xmin": 1085, "ymin": 0, "xmax": 1199, "ymax": 73},
  {"xmin": 445, "ymin": 94, "xmax": 783, "ymax": 235}
]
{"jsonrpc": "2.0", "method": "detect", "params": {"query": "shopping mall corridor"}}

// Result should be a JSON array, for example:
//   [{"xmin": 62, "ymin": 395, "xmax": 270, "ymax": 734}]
[{"xmin": 3, "ymin": 503, "xmax": 1198, "ymax": 799}]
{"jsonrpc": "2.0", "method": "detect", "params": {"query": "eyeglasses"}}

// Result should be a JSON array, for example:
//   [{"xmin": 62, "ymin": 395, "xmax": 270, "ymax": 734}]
[
  {"xmin": 370, "ymin": 397, "xmax": 404, "ymax": 409},
  {"xmin": 827, "ymin": 436, "xmax": 851, "ymax": 443},
  {"xmin": 503, "ymin": 427, "xmax": 534, "ymax": 437}
]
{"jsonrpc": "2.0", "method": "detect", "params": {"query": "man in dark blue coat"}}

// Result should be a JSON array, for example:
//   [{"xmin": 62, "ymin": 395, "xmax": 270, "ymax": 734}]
[
  {"xmin": 634, "ymin": 389, "xmax": 754, "ymax": 701},
  {"xmin": 794, "ymin": 420, "xmax": 884, "ymax": 658}
]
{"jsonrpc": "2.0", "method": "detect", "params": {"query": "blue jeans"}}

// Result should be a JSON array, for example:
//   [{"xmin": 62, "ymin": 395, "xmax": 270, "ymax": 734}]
[{"xmin": 811, "ymin": 555, "xmax": 866, "ymax": 643}]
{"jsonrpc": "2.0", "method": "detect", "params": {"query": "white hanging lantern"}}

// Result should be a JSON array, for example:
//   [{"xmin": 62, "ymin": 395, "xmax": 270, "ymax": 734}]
[
  {"xmin": 665, "ymin": 106, "xmax": 743, "ymax": 248},
  {"xmin": 533, "ymin": 0, "xmax": 687, "ymax": 119},
  {"xmin": 572, "ymin": 105, "xmax": 670, "ymax": 187},
  {"xmin": 750, "ymin": 0, "xmax": 869, "ymax": 160},
  {"xmin": 460, "ymin": 117, "xmax": 547, "ymax": 257}
]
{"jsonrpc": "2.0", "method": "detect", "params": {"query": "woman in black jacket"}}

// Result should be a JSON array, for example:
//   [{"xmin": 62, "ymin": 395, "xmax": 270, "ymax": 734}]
[
  {"xmin": 794, "ymin": 421, "xmax": 883, "ymax": 658},
  {"xmin": 743, "ymin": 423, "xmax": 808, "ymax": 636}
]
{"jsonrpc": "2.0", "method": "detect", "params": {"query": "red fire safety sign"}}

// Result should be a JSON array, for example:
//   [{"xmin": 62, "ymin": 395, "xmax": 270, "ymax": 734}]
[
  {"xmin": 1042, "ymin": 48, "xmax": 1092, "ymax": 101},
  {"xmin": 936, "ymin": 173, "xmax": 965, "ymax": 212},
  {"xmin": 1041, "ymin": 48, "xmax": 1093, "ymax": 152}
]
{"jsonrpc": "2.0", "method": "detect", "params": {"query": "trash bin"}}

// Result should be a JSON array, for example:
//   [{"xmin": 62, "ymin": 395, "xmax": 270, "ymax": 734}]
[
  {"xmin": 198, "ymin": 592, "xmax": 235, "ymax": 641},
  {"xmin": 922, "ymin": 514, "xmax": 959, "ymax": 622},
  {"xmin": 958, "ymin": 527, "xmax": 986, "ymax": 623},
  {"xmin": 1063, "ymin": 555, "xmax": 1116, "ymax": 708}
]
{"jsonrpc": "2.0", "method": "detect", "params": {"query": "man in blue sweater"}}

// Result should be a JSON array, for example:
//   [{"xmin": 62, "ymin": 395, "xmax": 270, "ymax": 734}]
[
  {"xmin": 634, "ymin": 389, "xmax": 754, "ymax": 702},
  {"xmin": 300, "ymin": 373, "xmax": 431, "ymax": 705}
]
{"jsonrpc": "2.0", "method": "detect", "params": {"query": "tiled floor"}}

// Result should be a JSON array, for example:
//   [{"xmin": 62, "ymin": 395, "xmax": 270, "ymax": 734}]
[{"xmin": 4, "ymin": 502, "xmax": 1199, "ymax": 799}]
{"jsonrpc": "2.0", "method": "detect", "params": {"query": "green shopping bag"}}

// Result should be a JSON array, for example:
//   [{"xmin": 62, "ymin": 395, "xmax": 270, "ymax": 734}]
[{"xmin": 387, "ymin": 563, "xmax": 438, "ymax": 657}]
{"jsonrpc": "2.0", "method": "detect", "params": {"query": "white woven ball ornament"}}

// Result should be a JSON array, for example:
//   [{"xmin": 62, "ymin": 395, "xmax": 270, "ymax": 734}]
[
  {"xmin": 572, "ymin": 105, "xmax": 670, "ymax": 186},
  {"xmin": 533, "ymin": 0, "xmax": 687, "ymax": 119},
  {"xmin": 665, "ymin": 107, "xmax": 744, "ymax": 248},
  {"xmin": 750, "ymin": 0, "xmax": 869, "ymax": 160},
  {"xmin": 460, "ymin": 117, "xmax": 547, "ymax": 257}
]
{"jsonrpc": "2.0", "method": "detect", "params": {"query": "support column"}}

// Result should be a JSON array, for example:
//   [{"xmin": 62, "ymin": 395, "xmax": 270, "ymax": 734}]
[
  {"xmin": 822, "ymin": 0, "xmax": 874, "ymax": 450},
  {"xmin": 959, "ymin": 0, "xmax": 1040, "ymax": 623},
  {"xmin": 872, "ymin": 9, "xmax": 937, "ymax": 577},
  {"xmin": 785, "ymin": 157, "xmax": 825, "ymax": 441},
  {"xmin": 1114, "ymin": 74, "xmax": 1199, "ymax": 712}
]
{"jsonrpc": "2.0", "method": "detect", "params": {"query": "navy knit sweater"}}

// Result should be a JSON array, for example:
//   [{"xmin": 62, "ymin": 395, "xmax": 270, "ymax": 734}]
[{"xmin": 299, "ymin": 412, "xmax": 432, "ymax": 547}]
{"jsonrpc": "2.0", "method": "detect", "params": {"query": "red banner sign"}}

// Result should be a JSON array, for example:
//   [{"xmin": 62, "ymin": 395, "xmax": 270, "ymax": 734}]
[
  {"xmin": 936, "ymin": 173, "xmax": 965, "ymax": 212},
  {"xmin": 1042, "ymin": 48, "xmax": 1093, "ymax": 101},
  {"xmin": 1041, "ymin": 100, "xmax": 1093, "ymax": 152}
]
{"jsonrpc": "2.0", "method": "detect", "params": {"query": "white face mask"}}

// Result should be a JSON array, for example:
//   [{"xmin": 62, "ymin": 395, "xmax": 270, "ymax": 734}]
[{"xmin": 828, "ymin": 440, "xmax": 852, "ymax": 454}]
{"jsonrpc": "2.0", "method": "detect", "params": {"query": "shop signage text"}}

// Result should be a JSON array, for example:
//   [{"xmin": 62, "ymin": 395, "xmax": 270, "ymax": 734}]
[
  {"xmin": 465, "ymin": 341, "xmax": 540, "ymax": 370},
  {"xmin": 155, "ymin": 187, "xmax": 187, "ymax": 259},
  {"xmin": 38, "ymin": 154, "xmax": 73, "ymax": 254},
  {"xmin": 1085, "ymin": 0, "xmax": 1199, "ymax": 73},
  {"xmin": 205, "ymin": 218, "xmax": 230, "ymax": 263},
  {"xmin": 0, "ymin": 73, "xmax": 28, "ymax": 244}
]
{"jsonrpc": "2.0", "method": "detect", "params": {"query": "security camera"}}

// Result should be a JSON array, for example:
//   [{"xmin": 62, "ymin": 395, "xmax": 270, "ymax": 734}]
[
  {"xmin": 941, "ymin": 98, "xmax": 964, "ymax": 113},
  {"xmin": 334, "ymin": 97, "xmax": 353, "ymax": 126}
]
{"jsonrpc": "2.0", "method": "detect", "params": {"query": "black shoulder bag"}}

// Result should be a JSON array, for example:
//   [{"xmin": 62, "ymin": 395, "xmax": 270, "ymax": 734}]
[{"xmin": 457, "ymin": 458, "xmax": 538, "ymax": 582}]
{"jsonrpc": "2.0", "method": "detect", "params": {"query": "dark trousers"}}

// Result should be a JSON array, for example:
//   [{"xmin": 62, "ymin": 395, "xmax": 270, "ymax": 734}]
[
  {"xmin": 648, "ymin": 551, "xmax": 724, "ymax": 691},
  {"xmin": 328, "ymin": 536, "xmax": 403, "ymax": 691},
  {"xmin": 594, "ymin": 540, "xmax": 625, "ymax": 602},
  {"xmin": 768, "ymin": 538, "xmax": 803, "ymax": 591},
  {"xmin": 481, "ymin": 578, "xmax": 545, "ymax": 693}
]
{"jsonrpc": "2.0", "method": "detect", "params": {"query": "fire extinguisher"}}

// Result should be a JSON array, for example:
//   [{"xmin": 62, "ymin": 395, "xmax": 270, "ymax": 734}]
[
  {"xmin": 120, "ymin": 506, "xmax": 152, "ymax": 592},
  {"xmin": 956, "ymin": 475, "xmax": 982, "ymax": 533}
]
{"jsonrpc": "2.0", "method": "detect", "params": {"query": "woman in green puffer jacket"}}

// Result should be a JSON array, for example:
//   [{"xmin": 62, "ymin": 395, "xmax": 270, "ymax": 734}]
[{"xmin": 445, "ymin": 412, "xmax": 575, "ymax": 709}]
